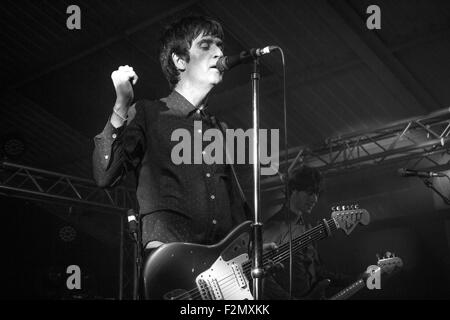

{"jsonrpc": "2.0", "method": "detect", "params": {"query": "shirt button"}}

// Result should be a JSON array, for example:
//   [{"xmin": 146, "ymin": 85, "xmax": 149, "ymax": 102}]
[
  {"xmin": 197, "ymin": 129, "xmax": 202, "ymax": 134},
  {"xmin": 112, "ymin": 133, "xmax": 117, "ymax": 139},
  {"xmin": 104, "ymin": 155, "xmax": 109, "ymax": 160},
  {"xmin": 202, "ymin": 151, "xmax": 206, "ymax": 155},
  {"xmin": 206, "ymin": 173, "xmax": 211, "ymax": 178},
  {"xmin": 210, "ymin": 195, "xmax": 215, "ymax": 200},
  {"xmin": 212, "ymin": 219, "xmax": 217, "ymax": 225}
]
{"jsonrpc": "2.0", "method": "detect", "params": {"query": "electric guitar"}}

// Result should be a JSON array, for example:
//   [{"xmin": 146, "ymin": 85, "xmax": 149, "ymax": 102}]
[
  {"xmin": 329, "ymin": 252, "xmax": 403, "ymax": 300},
  {"xmin": 143, "ymin": 206, "xmax": 370, "ymax": 300}
]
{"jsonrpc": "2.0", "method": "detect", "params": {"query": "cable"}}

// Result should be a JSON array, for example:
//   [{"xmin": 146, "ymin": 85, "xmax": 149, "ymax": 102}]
[{"xmin": 273, "ymin": 46, "xmax": 292, "ymax": 299}]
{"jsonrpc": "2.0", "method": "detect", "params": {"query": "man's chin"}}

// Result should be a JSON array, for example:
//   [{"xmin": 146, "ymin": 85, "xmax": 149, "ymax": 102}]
[{"xmin": 214, "ymin": 75, "xmax": 223, "ymax": 84}]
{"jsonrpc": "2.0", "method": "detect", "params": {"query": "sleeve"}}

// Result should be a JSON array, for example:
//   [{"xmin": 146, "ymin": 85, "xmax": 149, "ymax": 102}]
[{"xmin": 92, "ymin": 102, "xmax": 146, "ymax": 187}]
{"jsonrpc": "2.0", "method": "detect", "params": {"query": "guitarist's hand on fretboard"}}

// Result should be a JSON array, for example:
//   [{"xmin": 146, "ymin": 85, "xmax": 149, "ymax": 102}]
[{"xmin": 262, "ymin": 242, "xmax": 285, "ymax": 276}]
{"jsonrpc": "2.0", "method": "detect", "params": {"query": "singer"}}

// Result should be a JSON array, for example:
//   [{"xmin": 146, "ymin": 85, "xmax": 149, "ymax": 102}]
[{"xmin": 92, "ymin": 15, "xmax": 253, "ymax": 298}]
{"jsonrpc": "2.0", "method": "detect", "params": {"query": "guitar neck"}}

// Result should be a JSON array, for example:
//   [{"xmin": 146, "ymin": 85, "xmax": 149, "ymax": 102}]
[
  {"xmin": 243, "ymin": 218, "xmax": 338, "ymax": 277},
  {"xmin": 264, "ymin": 218, "xmax": 338, "ymax": 266},
  {"xmin": 329, "ymin": 278, "xmax": 366, "ymax": 300}
]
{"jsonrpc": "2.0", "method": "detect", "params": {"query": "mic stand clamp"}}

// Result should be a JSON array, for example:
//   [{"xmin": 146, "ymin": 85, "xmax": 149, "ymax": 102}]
[{"xmin": 422, "ymin": 178, "xmax": 450, "ymax": 205}]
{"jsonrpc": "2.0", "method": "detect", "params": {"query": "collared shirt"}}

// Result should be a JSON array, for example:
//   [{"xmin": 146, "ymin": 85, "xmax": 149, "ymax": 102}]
[{"xmin": 92, "ymin": 90, "xmax": 247, "ymax": 246}]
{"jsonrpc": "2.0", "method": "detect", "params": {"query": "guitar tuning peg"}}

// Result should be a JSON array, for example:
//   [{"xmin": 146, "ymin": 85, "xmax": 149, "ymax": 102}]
[{"xmin": 355, "ymin": 204, "xmax": 359, "ymax": 209}]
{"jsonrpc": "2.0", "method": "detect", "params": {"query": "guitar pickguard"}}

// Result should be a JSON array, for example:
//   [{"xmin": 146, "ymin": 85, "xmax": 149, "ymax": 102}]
[{"xmin": 196, "ymin": 253, "xmax": 253, "ymax": 300}]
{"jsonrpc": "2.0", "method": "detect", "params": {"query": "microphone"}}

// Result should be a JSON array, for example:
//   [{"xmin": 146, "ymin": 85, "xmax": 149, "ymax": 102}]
[
  {"xmin": 398, "ymin": 168, "xmax": 446, "ymax": 178},
  {"xmin": 127, "ymin": 209, "xmax": 138, "ymax": 241},
  {"xmin": 216, "ymin": 46, "xmax": 277, "ymax": 72}
]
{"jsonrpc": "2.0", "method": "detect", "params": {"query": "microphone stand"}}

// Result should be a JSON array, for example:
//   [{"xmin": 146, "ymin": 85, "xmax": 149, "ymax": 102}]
[
  {"xmin": 250, "ymin": 57, "xmax": 264, "ymax": 300},
  {"xmin": 127, "ymin": 209, "xmax": 142, "ymax": 300},
  {"xmin": 422, "ymin": 178, "xmax": 450, "ymax": 205},
  {"xmin": 134, "ymin": 214, "xmax": 142, "ymax": 300}
]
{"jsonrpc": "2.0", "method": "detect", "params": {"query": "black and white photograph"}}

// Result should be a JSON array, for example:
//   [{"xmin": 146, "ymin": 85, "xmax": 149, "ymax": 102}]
[{"xmin": 1, "ymin": 0, "xmax": 450, "ymax": 304}]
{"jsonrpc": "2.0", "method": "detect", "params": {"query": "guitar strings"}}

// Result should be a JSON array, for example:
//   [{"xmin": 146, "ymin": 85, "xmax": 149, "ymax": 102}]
[
  {"xmin": 171, "ymin": 221, "xmax": 337, "ymax": 300},
  {"xmin": 171, "ymin": 218, "xmax": 342, "ymax": 300},
  {"xmin": 243, "ymin": 219, "xmax": 338, "ymax": 273},
  {"xmin": 172, "ymin": 223, "xmax": 333, "ymax": 300},
  {"xmin": 174, "ymin": 224, "xmax": 333, "ymax": 300},
  {"xmin": 218, "ymin": 224, "xmax": 332, "ymax": 297}
]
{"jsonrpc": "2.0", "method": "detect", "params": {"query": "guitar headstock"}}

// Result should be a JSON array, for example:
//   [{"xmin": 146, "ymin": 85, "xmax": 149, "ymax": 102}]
[
  {"xmin": 331, "ymin": 205, "xmax": 370, "ymax": 235},
  {"xmin": 377, "ymin": 252, "xmax": 403, "ymax": 275}
]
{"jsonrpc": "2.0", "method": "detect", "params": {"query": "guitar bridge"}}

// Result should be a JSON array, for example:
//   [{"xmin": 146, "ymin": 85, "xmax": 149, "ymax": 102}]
[{"xmin": 197, "ymin": 276, "xmax": 223, "ymax": 300}]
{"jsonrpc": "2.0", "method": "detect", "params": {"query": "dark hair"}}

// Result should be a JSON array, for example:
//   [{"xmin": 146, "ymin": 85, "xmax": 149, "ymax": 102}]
[
  {"xmin": 288, "ymin": 166, "xmax": 324, "ymax": 195},
  {"xmin": 158, "ymin": 15, "xmax": 224, "ymax": 89}
]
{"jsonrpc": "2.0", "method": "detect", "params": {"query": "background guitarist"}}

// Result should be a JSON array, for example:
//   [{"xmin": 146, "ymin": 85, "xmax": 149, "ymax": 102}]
[{"xmin": 263, "ymin": 166, "xmax": 355, "ymax": 300}]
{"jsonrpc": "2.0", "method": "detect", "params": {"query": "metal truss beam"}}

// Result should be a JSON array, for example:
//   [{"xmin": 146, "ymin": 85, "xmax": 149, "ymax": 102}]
[
  {"xmin": 0, "ymin": 161, "xmax": 138, "ymax": 300},
  {"xmin": 263, "ymin": 107, "xmax": 450, "ymax": 191},
  {"xmin": 0, "ymin": 161, "xmax": 137, "ymax": 213}
]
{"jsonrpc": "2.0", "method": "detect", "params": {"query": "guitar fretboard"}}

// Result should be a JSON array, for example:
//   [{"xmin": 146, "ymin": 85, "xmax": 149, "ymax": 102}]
[
  {"xmin": 242, "ymin": 218, "xmax": 338, "ymax": 279},
  {"xmin": 329, "ymin": 279, "xmax": 365, "ymax": 300}
]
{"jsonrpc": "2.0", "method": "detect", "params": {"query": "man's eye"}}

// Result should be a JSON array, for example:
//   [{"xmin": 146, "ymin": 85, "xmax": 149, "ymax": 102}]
[{"xmin": 200, "ymin": 43, "xmax": 210, "ymax": 50}]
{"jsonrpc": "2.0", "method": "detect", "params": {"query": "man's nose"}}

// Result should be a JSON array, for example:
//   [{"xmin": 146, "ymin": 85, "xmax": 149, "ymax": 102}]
[{"xmin": 212, "ymin": 45, "xmax": 224, "ymax": 58}]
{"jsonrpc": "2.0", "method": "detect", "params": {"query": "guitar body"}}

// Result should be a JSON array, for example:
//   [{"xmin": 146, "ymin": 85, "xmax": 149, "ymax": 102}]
[{"xmin": 143, "ymin": 221, "xmax": 253, "ymax": 300}]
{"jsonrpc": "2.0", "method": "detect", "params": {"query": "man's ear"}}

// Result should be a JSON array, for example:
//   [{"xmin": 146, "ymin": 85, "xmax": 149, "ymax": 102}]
[{"xmin": 172, "ymin": 53, "xmax": 186, "ymax": 72}]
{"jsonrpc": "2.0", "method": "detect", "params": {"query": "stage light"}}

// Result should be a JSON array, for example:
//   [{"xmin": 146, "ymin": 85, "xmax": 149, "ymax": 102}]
[
  {"xmin": 1, "ymin": 133, "xmax": 26, "ymax": 160},
  {"xmin": 59, "ymin": 225, "xmax": 77, "ymax": 242}
]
